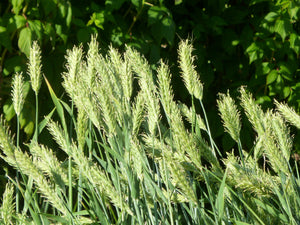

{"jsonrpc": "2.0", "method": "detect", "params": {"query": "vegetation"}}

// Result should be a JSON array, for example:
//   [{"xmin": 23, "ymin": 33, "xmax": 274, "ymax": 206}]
[
  {"xmin": 0, "ymin": 38, "xmax": 300, "ymax": 224},
  {"xmin": 1, "ymin": 0, "xmax": 300, "ymax": 150},
  {"xmin": 1, "ymin": 1, "xmax": 300, "ymax": 224}
]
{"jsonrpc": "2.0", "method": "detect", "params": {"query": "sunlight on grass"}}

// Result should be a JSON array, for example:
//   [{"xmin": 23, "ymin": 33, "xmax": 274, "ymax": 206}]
[{"xmin": 0, "ymin": 37, "xmax": 299, "ymax": 224}]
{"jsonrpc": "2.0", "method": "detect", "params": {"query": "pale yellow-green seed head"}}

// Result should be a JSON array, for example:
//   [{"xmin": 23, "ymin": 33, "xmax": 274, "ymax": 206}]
[
  {"xmin": 157, "ymin": 60, "xmax": 173, "ymax": 117},
  {"xmin": 178, "ymin": 40, "xmax": 203, "ymax": 100},
  {"xmin": 0, "ymin": 182, "xmax": 15, "ymax": 224},
  {"xmin": 275, "ymin": 99, "xmax": 300, "ymax": 130},
  {"xmin": 270, "ymin": 112, "xmax": 292, "ymax": 162},
  {"xmin": 12, "ymin": 72, "xmax": 25, "ymax": 116},
  {"xmin": 86, "ymin": 35, "xmax": 99, "ymax": 89},
  {"xmin": 28, "ymin": 41, "xmax": 43, "ymax": 94},
  {"xmin": 0, "ymin": 116, "xmax": 16, "ymax": 165},
  {"xmin": 217, "ymin": 91, "xmax": 241, "ymax": 143},
  {"xmin": 126, "ymin": 46, "xmax": 160, "ymax": 136},
  {"xmin": 239, "ymin": 87, "xmax": 265, "ymax": 136}
]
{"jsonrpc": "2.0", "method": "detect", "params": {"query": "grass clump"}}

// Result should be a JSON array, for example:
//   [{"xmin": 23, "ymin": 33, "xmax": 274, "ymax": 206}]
[{"xmin": 0, "ymin": 37, "xmax": 300, "ymax": 224}]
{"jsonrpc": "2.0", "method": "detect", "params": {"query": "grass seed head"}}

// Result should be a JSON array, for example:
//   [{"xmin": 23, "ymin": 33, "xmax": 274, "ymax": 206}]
[
  {"xmin": 0, "ymin": 182, "xmax": 15, "ymax": 224},
  {"xmin": 275, "ymin": 100, "xmax": 300, "ymax": 130},
  {"xmin": 12, "ymin": 72, "xmax": 25, "ymax": 117},
  {"xmin": 178, "ymin": 39, "xmax": 203, "ymax": 100},
  {"xmin": 28, "ymin": 41, "xmax": 43, "ymax": 94},
  {"xmin": 217, "ymin": 91, "xmax": 241, "ymax": 143}
]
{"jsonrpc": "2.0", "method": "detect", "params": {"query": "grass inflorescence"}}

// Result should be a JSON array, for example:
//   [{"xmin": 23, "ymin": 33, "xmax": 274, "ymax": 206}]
[{"xmin": 0, "ymin": 38, "xmax": 299, "ymax": 224}]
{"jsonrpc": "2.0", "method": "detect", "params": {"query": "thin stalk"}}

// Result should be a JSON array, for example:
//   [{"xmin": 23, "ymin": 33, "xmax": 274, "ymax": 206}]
[
  {"xmin": 88, "ymin": 120, "xmax": 93, "ymax": 160},
  {"xmin": 77, "ymin": 166, "xmax": 82, "ymax": 212},
  {"xmin": 191, "ymin": 95, "xmax": 195, "ymax": 135},
  {"xmin": 237, "ymin": 138, "xmax": 245, "ymax": 168},
  {"xmin": 69, "ymin": 102, "xmax": 74, "ymax": 213},
  {"xmin": 16, "ymin": 116, "xmax": 20, "ymax": 214},
  {"xmin": 35, "ymin": 93, "xmax": 39, "ymax": 142},
  {"xmin": 199, "ymin": 99, "xmax": 216, "ymax": 157},
  {"xmin": 69, "ymin": 101, "xmax": 74, "ymax": 141},
  {"xmin": 33, "ymin": 93, "xmax": 47, "ymax": 223}
]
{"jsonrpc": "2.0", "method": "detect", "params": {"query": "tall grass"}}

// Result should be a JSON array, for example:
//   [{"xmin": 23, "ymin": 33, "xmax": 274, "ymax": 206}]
[{"xmin": 0, "ymin": 37, "xmax": 300, "ymax": 224}]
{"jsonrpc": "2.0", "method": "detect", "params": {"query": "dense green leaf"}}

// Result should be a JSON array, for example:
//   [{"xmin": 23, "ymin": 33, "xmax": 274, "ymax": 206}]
[
  {"xmin": 279, "ymin": 62, "xmax": 295, "ymax": 81},
  {"xmin": 13, "ymin": 15, "xmax": 27, "ymax": 29},
  {"xmin": 267, "ymin": 70, "xmax": 278, "ymax": 85},
  {"xmin": 289, "ymin": 2, "xmax": 300, "ymax": 19},
  {"xmin": 28, "ymin": 20, "xmax": 43, "ymax": 40},
  {"xmin": 18, "ymin": 27, "xmax": 32, "ymax": 56},
  {"xmin": 264, "ymin": 11, "xmax": 279, "ymax": 22},
  {"xmin": 12, "ymin": 0, "xmax": 24, "ymax": 15},
  {"xmin": 3, "ymin": 99, "xmax": 15, "ymax": 121},
  {"xmin": 282, "ymin": 86, "xmax": 291, "ymax": 98},
  {"xmin": 261, "ymin": 62, "xmax": 272, "ymax": 75},
  {"xmin": 274, "ymin": 18, "xmax": 292, "ymax": 41},
  {"xmin": 148, "ymin": 6, "xmax": 169, "ymax": 26},
  {"xmin": 20, "ymin": 112, "xmax": 35, "ymax": 137},
  {"xmin": 246, "ymin": 42, "xmax": 264, "ymax": 64},
  {"xmin": 290, "ymin": 32, "xmax": 300, "ymax": 54},
  {"xmin": 94, "ymin": 12, "xmax": 105, "ymax": 29},
  {"xmin": 55, "ymin": 24, "xmax": 67, "ymax": 43}
]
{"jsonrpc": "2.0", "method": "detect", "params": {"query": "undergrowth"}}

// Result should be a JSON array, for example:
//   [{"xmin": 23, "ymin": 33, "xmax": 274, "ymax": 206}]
[{"xmin": 0, "ymin": 37, "xmax": 300, "ymax": 224}]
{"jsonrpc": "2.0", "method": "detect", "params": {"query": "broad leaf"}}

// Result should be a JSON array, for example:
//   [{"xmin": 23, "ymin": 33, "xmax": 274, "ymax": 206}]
[
  {"xmin": 264, "ymin": 11, "xmax": 279, "ymax": 22},
  {"xmin": 148, "ymin": 6, "xmax": 169, "ymax": 26},
  {"xmin": 14, "ymin": 15, "xmax": 27, "ymax": 29},
  {"xmin": 266, "ymin": 70, "xmax": 278, "ymax": 85},
  {"xmin": 28, "ymin": 20, "xmax": 43, "ymax": 40},
  {"xmin": 275, "ymin": 18, "xmax": 292, "ymax": 41},
  {"xmin": 18, "ymin": 27, "xmax": 32, "ymax": 56},
  {"xmin": 12, "ymin": 0, "xmax": 24, "ymax": 15}
]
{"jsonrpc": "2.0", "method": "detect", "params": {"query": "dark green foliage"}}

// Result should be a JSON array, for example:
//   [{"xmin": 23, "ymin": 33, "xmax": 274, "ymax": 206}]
[{"xmin": 0, "ymin": 0, "xmax": 300, "ymax": 149}]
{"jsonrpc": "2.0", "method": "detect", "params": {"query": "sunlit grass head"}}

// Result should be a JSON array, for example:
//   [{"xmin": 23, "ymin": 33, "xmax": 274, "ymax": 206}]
[
  {"xmin": 11, "ymin": 72, "xmax": 25, "ymax": 117},
  {"xmin": 28, "ymin": 41, "xmax": 43, "ymax": 95},
  {"xmin": 178, "ymin": 39, "xmax": 203, "ymax": 100},
  {"xmin": 217, "ymin": 91, "xmax": 241, "ymax": 143}
]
